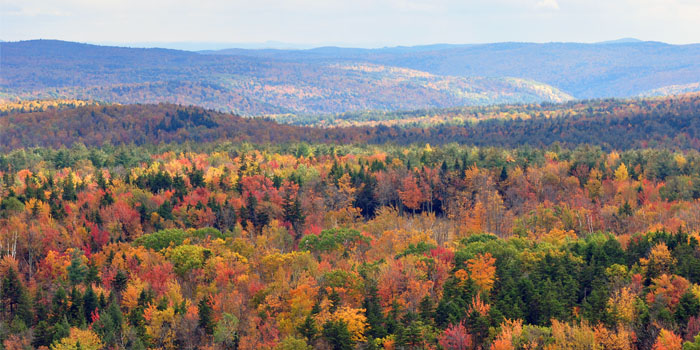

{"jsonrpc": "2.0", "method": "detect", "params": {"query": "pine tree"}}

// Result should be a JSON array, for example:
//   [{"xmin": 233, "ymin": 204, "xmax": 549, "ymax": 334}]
[
  {"xmin": 157, "ymin": 200, "xmax": 174, "ymax": 221},
  {"xmin": 322, "ymin": 320, "xmax": 354, "ymax": 350},
  {"xmin": 32, "ymin": 320, "xmax": 53, "ymax": 348},
  {"xmin": 94, "ymin": 300, "xmax": 123, "ymax": 346},
  {"xmin": 418, "ymin": 295, "xmax": 435, "ymax": 324},
  {"xmin": 83, "ymin": 286, "xmax": 98, "ymax": 323},
  {"xmin": 283, "ymin": 191, "xmax": 306, "ymax": 240},
  {"xmin": 51, "ymin": 287, "xmax": 69, "ymax": 324},
  {"xmin": 68, "ymin": 287, "xmax": 85, "ymax": 326},
  {"xmin": 62, "ymin": 175, "xmax": 77, "ymax": 201},
  {"xmin": 68, "ymin": 250, "xmax": 88, "ymax": 286},
  {"xmin": 1, "ymin": 266, "xmax": 33, "ymax": 326},
  {"xmin": 198, "ymin": 295, "xmax": 214, "ymax": 335},
  {"xmin": 363, "ymin": 283, "xmax": 387, "ymax": 339},
  {"xmin": 112, "ymin": 270, "xmax": 128, "ymax": 293},
  {"xmin": 329, "ymin": 289, "xmax": 341, "ymax": 313},
  {"xmin": 298, "ymin": 314, "xmax": 318, "ymax": 342}
]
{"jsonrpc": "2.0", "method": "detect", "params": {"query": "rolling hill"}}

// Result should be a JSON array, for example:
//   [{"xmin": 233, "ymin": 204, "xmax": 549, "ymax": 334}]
[
  {"xmin": 0, "ymin": 40, "xmax": 572, "ymax": 115},
  {"xmin": 2, "ymin": 93, "xmax": 699, "ymax": 151},
  {"xmin": 205, "ymin": 41, "xmax": 700, "ymax": 99}
]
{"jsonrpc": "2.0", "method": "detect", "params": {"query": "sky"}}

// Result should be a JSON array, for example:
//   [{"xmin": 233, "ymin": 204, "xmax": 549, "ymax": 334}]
[{"xmin": 1, "ymin": 0, "xmax": 699, "ymax": 49}]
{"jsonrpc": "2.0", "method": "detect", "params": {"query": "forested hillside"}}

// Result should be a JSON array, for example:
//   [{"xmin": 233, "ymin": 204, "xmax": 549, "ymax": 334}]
[
  {"xmin": 2, "ymin": 139, "xmax": 700, "ymax": 349},
  {"xmin": 2, "ymin": 93, "xmax": 699, "ymax": 150},
  {"xmin": 0, "ymin": 40, "xmax": 572, "ymax": 115},
  {"xmin": 206, "ymin": 41, "xmax": 700, "ymax": 98}
]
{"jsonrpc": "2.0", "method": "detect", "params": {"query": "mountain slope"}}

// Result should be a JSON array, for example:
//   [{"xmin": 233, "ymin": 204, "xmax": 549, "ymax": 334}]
[
  {"xmin": 0, "ymin": 40, "xmax": 572, "ymax": 115},
  {"xmin": 205, "ymin": 41, "xmax": 700, "ymax": 98}
]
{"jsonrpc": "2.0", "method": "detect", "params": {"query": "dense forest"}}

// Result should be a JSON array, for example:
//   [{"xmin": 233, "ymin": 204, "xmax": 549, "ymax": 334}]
[
  {"xmin": 2, "ymin": 139, "xmax": 700, "ymax": 349},
  {"xmin": 1, "ymin": 93, "xmax": 700, "ymax": 150}
]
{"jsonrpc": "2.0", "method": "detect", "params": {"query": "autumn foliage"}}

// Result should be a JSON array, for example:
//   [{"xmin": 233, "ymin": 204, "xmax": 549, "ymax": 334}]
[{"xmin": 1, "ymin": 135, "xmax": 700, "ymax": 349}]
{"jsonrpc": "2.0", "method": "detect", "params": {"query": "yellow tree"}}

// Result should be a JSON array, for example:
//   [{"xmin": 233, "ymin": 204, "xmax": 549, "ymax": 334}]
[
  {"xmin": 606, "ymin": 287, "xmax": 636, "ymax": 324},
  {"xmin": 614, "ymin": 164, "xmax": 629, "ymax": 182},
  {"xmin": 144, "ymin": 304, "xmax": 179, "ymax": 350},
  {"xmin": 642, "ymin": 242, "xmax": 676, "ymax": 275},
  {"xmin": 467, "ymin": 253, "xmax": 497, "ymax": 292},
  {"xmin": 586, "ymin": 169, "xmax": 603, "ymax": 202},
  {"xmin": 332, "ymin": 306, "xmax": 368, "ymax": 343},
  {"xmin": 51, "ymin": 328, "xmax": 103, "ymax": 350},
  {"xmin": 548, "ymin": 320, "xmax": 598, "ymax": 350},
  {"xmin": 460, "ymin": 200, "xmax": 485, "ymax": 236}
]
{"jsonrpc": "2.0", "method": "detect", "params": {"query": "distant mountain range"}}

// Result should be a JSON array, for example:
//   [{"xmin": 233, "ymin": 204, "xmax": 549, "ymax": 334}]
[
  {"xmin": 1, "ymin": 39, "xmax": 699, "ymax": 116},
  {"xmin": 0, "ymin": 40, "xmax": 571, "ymax": 115},
  {"xmin": 203, "ymin": 40, "xmax": 700, "ymax": 99}
]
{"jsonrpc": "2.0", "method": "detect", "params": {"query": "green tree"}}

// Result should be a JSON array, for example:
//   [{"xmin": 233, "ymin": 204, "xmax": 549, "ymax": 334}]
[
  {"xmin": 67, "ymin": 250, "xmax": 88, "ymax": 286},
  {"xmin": 685, "ymin": 334, "xmax": 700, "ymax": 350},
  {"xmin": 298, "ymin": 314, "xmax": 318, "ymax": 342},
  {"xmin": 62, "ymin": 175, "xmax": 77, "ymax": 201},
  {"xmin": 363, "ymin": 283, "xmax": 387, "ymax": 339},
  {"xmin": 68, "ymin": 287, "xmax": 84, "ymax": 326},
  {"xmin": 93, "ymin": 300, "xmax": 123, "ymax": 346},
  {"xmin": 283, "ymin": 191, "xmax": 306, "ymax": 240},
  {"xmin": 198, "ymin": 295, "xmax": 214, "ymax": 335},
  {"xmin": 213, "ymin": 313, "xmax": 240, "ymax": 350},
  {"xmin": 112, "ymin": 270, "xmax": 128, "ymax": 293},
  {"xmin": 322, "ymin": 320, "xmax": 354, "ymax": 350},
  {"xmin": 0, "ymin": 266, "xmax": 33, "ymax": 327},
  {"xmin": 83, "ymin": 286, "xmax": 98, "ymax": 323},
  {"xmin": 277, "ymin": 336, "xmax": 312, "ymax": 350}
]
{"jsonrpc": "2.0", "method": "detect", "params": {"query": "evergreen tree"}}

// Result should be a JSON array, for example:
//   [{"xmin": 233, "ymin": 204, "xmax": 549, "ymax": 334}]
[
  {"xmin": 322, "ymin": 320, "xmax": 354, "ymax": 350},
  {"xmin": 328, "ymin": 289, "xmax": 341, "ymax": 313},
  {"xmin": 396, "ymin": 312, "xmax": 424, "ymax": 348},
  {"xmin": 67, "ymin": 250, "xmax": 88, "ymax": 286},
  {"xmin": 283, "ymin": 191, "xmax": 305, "ymax": 239},
  {"xmin": 418, "ymin": 295, "xmax": 435, "ymax": 324},
  {"xmin": 298, "ymin": 314, "xmax": 318, "ymax": 342},
  {"xmin": 675, "ymin": 292, "xmax": 700, "ymax": 327},
  {"xmin": 198, "ymin": 295, "xmax": 215, "ymax": 335},
  {"xmin": 62, "ymin": 175, "xmax": 77, "ymax": 201},
  {"xmin": 32, "ymin": 320, "xmax": 53, "ymax": 348},
  {"xmin": 0, "ymin": 266, "xmax": 33, "ymax": 326},
  {"xmin": 363, "ymin": 283, "xmax": 387, "ymax": 339},
  {"xmin": 83, "ymin": 285, "xmax": 98, "ymax": 323},
  {"xmin": 68, "ymin": 287, "xmax": 85, "ymax": 326},
  {"xmin": 112, "ymin": 270, "xmax": 128, "ymax": 294},
  {"xmin": 94, "ymin": 300, "xmax": 123, "ymax": 346},
  {"xmin": 157, "ymin": 200, "xmax": 174, "ymax": 221},
  {"xmin": 51, "ymin": 287, "xmax": 69, "ymax": 324},
  {"xmin": 52, "ymin": 316, "xmax": 71, "ymax": 344}
]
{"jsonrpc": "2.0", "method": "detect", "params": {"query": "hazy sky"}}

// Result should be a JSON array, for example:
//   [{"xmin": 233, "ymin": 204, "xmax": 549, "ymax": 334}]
[{"xmin": 2, "ymin": 0, "xmax": 699, "ymax": 48}]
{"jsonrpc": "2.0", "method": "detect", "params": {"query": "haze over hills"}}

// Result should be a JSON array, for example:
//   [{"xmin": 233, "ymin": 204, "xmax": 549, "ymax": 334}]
[
  {"xmin": 204, "ymin": 40, "xmax": 700, "ymax": 99},
  {"xmin": 3, "ymin": 39, "xmax": 699, "ymax": 118},
  {"xmin": 0, "ymin": 40, "xmax": 572, "ymax": 115}
]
